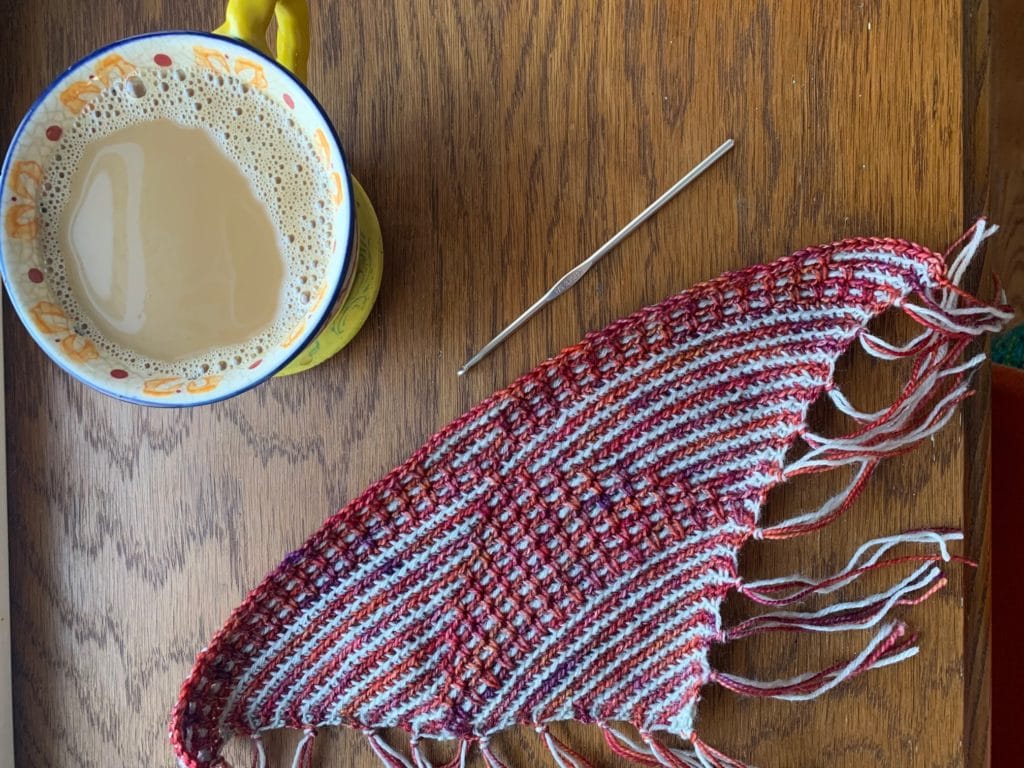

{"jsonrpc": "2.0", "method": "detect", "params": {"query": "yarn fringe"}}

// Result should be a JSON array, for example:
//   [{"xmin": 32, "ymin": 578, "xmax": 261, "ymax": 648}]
[
  {"xmin": 756, "ymin": 222, "xmax": 1011, "ymax": 540},
  {"xmin": 186, "ymin": 223, "xmax": 1009, "ymax": 768},
  {"xmin": 365, "ymin": 729, "xmax": 415, "ymax": 768},
  {"xmin": 361, "ymin": 732, "xmax": 474, "ymax": 768},
  {"xmin": 688, "ymin": 734, "xmax": 751, "ymax": 768},
  {"xmin": 412, "ymin": 738, "xmax": 468, "ymax": 768},
  {"xmin": 599, "ymin": 725, "xmax": 746, "ymax": 768},
  {"xmin": 479, "ymin": 737, "xmax": 510, "ymax": 768},
  {"xmin": 728, "ymin": 557, "xmax": 948, "ymax": 639},
  {"xmin": 713, "ymin": 621, "xmax": 918, "ymax": 701},
  {"xmin": 355, "ymin": 724, "xmax": 738, "ymax": 768},
  {"xmin": 538, "ymin": 726, "xmax": 595, "ymax": 768},
  {"xmin": 738, "ymin": 530, "xmax": 965, "ymax": 606},
  {"xmin": 290, "ymin": 729, "xmax": 316, "ymax": 768},
  {"xmin": 250, "ymin": 734, "xmax": 266, "ymax": 768},
  {"xmin": 686, "ymin": 220, "xmax": 1010, "ymax": 765}
]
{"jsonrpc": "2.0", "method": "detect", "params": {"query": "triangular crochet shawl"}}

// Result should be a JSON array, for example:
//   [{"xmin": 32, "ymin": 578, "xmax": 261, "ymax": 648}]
[{"xmin": 171, "ymin": 222, "xmax": 1012, "ymax": 768}]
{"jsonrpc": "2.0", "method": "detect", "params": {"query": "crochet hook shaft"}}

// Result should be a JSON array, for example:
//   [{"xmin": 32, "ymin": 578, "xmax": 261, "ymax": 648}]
[{"xmin": 457, "ymin": 137, "xmax": 735, "ymax": 376}]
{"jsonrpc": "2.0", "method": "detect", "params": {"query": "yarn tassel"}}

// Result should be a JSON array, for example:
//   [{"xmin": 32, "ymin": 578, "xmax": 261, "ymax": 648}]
[
  {"xmin": 725, "ymin": 561, "xmax": 946, "ymax": 640},
  {"xmin": 739, "ymin": 530, "xmax": 964, "ymax": 606},
  {"xmin": 603, "ymin": 725, "xmax": 747, "ymax": 768},
  {"xmin": 538, "ymin": 726, "xmax": 595, "ymax": 768},
  {"xmin": 365, "ymin": 729, "xmax": 416, "ymax": 768},
  {"xmin": 688, "ymin": 734, "xmax": 751, "ymax": 768},
  {"xmin": 643, "ymin": 735, "xmax": 704, "ymax": 768},
  {"xmin": 250, "ymin": 734, "xmax": 267, "ymax": 768},
  {"xmin": 601, "ymin": 725, "xmax": 662, "ymax": 766},
  {"xmin": 758, "ymin": 225, "xmax": 1011, "ymax": 542},
  {"xmin": 442, "ymin": 740, "xmax": 469, "ymax": 768},
  {"xmin": 478, "ymin": 738, "xmax": 510, "ymax": 768},
  {"xmin": 855, "ymin": 327, "xmax": 931, "ymax": 361},
  {"xmin": 599, "ymin": 724, "xmax": 721, "ymax": 768},
  {"xmin": 410, "ymin": 738, "xmax": 468, "ymax": 768},
  {"xmin": 712, "ymin": 621, "xmax": 917, "ymax": 701},
  {"xmin": 290, "ymin": 728, "xmax": 317, "ymax": 768},
  {"xmin": 755, "ymin": 459, "xmax": 874, "ymax": 540}
]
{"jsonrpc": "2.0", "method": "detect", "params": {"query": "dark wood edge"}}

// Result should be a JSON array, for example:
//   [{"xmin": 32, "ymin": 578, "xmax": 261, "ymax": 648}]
[
  {"xmin": 0, "ymin": 297, "xmax": 12, "ymax": 764},
  {"xmin": 963, "ymin": 0, "xmax": 992, "ymax": 765}
]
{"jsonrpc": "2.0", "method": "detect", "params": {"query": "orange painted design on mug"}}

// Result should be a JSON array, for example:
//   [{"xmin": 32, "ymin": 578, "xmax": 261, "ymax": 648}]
[
  {"xmin": 4, "ymin": 160, "xmax": 42, "ymax": 240},
  {"xmin": 4, "ymin": 203, "xmax": 37, "ymax": 240},
  {"xmin": 59, "ymin": 80, "xmax": 102, "ymax": 114},
  {"xmin": 29, "ymin": 300, "xmax": 68, "ymax": 334},
  {"xmin": 186, "ymin": 375, "xmax": 223, "ymax": 394},
  {"xmin": 95, "ymin": 54, "xmax": 136, "ymax": 86},
  {"xmin": 330, "ymin": 172, "xmax": 344, "ymax": 207},
  {"xmin": 309, "ymin": 283, "xmax": 328, "ymax": 313},
  {"xmin": 58, "ymin": 55, "xmax": 134, "ymax": 114},
  {"xmin": 193, "ymin": 45, "xmax": 231, "ymax": 74},
  {"xmin": 9, "ymin": 160, "xmax": 42, "ymax": 200},
  {"xmin": 280, "ymin": 321, "xmax": 307, "ymax": 349},
  {"xmin": 143, "ymin": 375, "xmax": 223, "ymax": 397},
  {"xmin": 314, "ymin": 129, "xmax": 331, "ymax": 166},
  {"xmin": 28, "ymin": 300, "xmax": 99, "ymax": 362},
  {"xmin": 234, "ymin": 57, "xmax": 268, "ymax": 90},
  {"xmin": 142, "ymin": 377, "xmax": 182, "ymax": 397},
  {"xmin": 59, "ymin": 334, "xmax": 100, "ymax": 363}
]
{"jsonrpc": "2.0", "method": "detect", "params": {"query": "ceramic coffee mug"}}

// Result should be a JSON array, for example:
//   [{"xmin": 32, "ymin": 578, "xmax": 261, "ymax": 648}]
[{"xmin": 0, "ymin": 0, "xmax": 383, "ymax": 406}]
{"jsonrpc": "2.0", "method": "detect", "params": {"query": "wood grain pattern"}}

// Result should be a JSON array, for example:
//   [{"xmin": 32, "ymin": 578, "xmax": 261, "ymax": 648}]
[
  {"xmin": 0, "ymin": 1, "xmax": 992, "ymax": 766},
  {"xmin": 961, "ymin": 0, "xmax": 992, "ymax": 763},
  {"xmin": 0, "ymin": 285, "xmax": 12, "ymax": 765}
]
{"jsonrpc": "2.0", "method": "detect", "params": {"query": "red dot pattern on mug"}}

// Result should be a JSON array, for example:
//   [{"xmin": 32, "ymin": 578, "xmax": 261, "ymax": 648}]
[
  {"xmin": 283, "ymin": 94, "xmax": 295, "ymax": 109},
  {"xmin": 27, "ymin": 268, "xmax": 44, "ymax": 283},
  {"xmin": 153, "ymin": 53, "xmax": 173, "ymax": 67},
  {"xmin": 45, "ymin": 125, "xmax": 62, "ymax": 141},
  {"xmin": 110, "ymin": 369, "xmax": 129, "ymax": 379}
]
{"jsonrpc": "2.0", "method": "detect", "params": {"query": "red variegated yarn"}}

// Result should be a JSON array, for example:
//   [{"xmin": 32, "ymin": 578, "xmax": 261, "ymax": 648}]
[{"xmin": 171, "ymin": 222, "xmax": 1011, "ymax": 768}]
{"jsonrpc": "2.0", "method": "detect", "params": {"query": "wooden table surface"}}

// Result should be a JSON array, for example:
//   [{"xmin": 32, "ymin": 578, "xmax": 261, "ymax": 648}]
[{"xmin": 0, "ymin": 1, "xmax": 1001, "ymax": 766}]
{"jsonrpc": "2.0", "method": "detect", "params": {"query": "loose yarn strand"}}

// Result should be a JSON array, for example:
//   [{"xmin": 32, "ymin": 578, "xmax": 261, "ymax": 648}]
[
  {"xmin": 713, "ymin": 622, "xmax": 916, "ymax": 701},
  {"xmin": 689, "ymin": 734, "xmax": 751, "ymax": 768},
  {"xmin": 365, "ymin": 729, "xmax": 416, "ymax": 768},
  {"xmin": 601, "ymin": 724, "xmax": 663, "ymax": 766},
  {"xmin": 642, "ymin": 734, "xmax": 702, "ymax": 768},
  {"xmin": 479, "ymin": 739, "xmax": 510, "ymax": 768},
  {"xmin": 290, "ymin": 729, "xmax": 317, "ymax": 768},
  {"xmin": 411, "ymin": 739, "xmax": 432, "ymax": 768},
  {"xmin": 538, "ymin": 726, "xmax": 595, "ymax": 768},
  {"xmin": 740, "ymin": 529, "xmax": 961, "ymax": 606},
  {"xmin": 250, "ymin": 734, "xmax": 267, "ymax": 768}
]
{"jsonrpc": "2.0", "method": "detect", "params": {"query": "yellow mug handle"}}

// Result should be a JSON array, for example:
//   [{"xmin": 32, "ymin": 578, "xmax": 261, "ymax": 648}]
[
  {"xmin": 213, "ymin": 0, "xmax": 385, "ymax": 376},
  {"xmin": 214, "ymin": 0, "xmax": 310, "ymax": 82}
]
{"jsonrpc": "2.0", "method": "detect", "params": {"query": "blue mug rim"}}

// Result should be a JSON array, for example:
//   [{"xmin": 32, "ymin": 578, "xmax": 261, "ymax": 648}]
[{"xmin": 0, "ymin": 29, "xmax": 357, "ymax": 407}]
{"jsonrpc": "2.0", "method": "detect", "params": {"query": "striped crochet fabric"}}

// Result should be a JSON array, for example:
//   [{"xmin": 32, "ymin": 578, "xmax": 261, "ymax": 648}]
[{"xmin": 171, "ymin": 222, "xmax": 1012, "ymax": 768}]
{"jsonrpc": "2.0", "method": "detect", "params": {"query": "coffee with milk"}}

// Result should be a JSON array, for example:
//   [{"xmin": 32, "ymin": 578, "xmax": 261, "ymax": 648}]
[{"xmin": 38, "ymin": 62, "xmax": 331, "ymax": 377}]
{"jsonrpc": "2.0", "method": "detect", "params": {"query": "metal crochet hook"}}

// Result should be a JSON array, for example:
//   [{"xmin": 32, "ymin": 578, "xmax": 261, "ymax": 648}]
[{"xmin": 457, "ymin": 138, "xmax": 735, "ymax": 376}]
